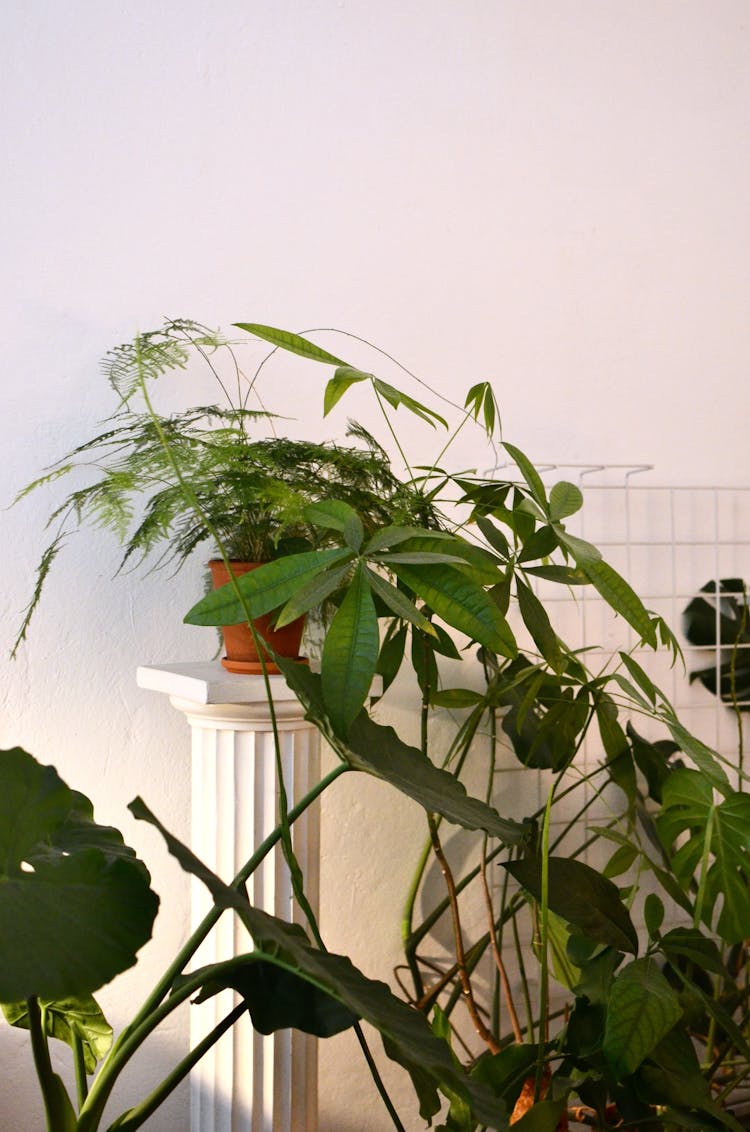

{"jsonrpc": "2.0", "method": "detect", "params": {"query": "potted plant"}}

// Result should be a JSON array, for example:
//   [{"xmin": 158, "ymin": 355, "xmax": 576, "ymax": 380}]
[
  {"xmin": 11, "ymin": 319, "xmax": 439, "ymax": 671},
  {"xmin": 10, "ymin": 319, "xmax": 747, "ymax": 1129}
]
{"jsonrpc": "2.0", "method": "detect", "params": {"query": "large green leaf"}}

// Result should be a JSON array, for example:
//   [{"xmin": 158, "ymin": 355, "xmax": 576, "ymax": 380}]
[
  {"xmin": 0, "ymin": 748, "xmax": 158, "ymax": 1002},
  {"xmin": 656, "ymin": 768, "xmax": 750, "ymax": 943},
  {"xmin": 324, "ymin": 366, "xmax": 370, "ymax": 415},
  {"xmin": 502, "ymin": 443, "xmax": 548, "ymax": 509},
  {"xmin": 131, "ymin": 799, "xmax": 508, "ymax": 1129},
  {"xmin": 602, "ymin": 958, "xmax": 683, "ymax": 1078},
  {"xmin": 504, "ymin": 856, "xmax": 638, "ymax": 954},
  {"xmin": 277, "ymin": 661, "xmax": 527, "ymax": 844},
  {"xmin": 516, "ymin": 578, "xmax": 563, "ymax": 673},
  {"xmin": 234, "ymin": 323, "xmax": 347, "ymax": 366},
  {"xmin": 548, "ymin": 481, "xmax": 583, "ymax": 521},
  {"xmin": 180, "ymin": 954, "xmax": 357, "ymax": 1037},
  {"xmin": 391, "ymin": 562, "xmax": 517, "ymax": 657},
  {"xmin": 184, "ymin": 548, "xmax": 352, "ymax": 625},
  {"xmin": 321, "ymin": 563, "xmax": 380, "ymax": 736},
  {"xmin": 3, "ymin": 994, "xmax": 112, "ymax": 1073},
  {"xmin": 365, "ymin": 567, "xmax": 437, "ymax": 634}
]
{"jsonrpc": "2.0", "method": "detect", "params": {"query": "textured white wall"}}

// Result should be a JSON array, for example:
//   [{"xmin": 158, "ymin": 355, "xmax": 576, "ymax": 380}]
[{"xmin": 2, "ymin": 2, "xmax": 750, "ymax": 1128}]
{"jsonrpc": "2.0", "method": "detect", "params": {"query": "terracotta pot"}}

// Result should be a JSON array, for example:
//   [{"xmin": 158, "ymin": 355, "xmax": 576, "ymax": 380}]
[{"xmin": 208, "ymin": 560, "xmax": 306, "ymax": 675}]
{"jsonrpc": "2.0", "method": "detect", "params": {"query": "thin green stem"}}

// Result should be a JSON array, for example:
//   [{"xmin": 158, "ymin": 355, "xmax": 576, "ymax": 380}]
[
  {"xmin": 104, "ymin": 1003, "xmax": 247, "ymax": 1132},
  {"xmin": 73, "ymin": 1031, "xmax": 89, "ymax": 1108},
  {"xmin": 27, "ymin": 997, "xmax": 72, "ymax": 1132},
  {"xmin": 534, "ymin": 786, "xmax": 554, "ymax": 1100},
  {"xmin": 373, "ymin": 387, "xmax": 414, "ymax": 480}
]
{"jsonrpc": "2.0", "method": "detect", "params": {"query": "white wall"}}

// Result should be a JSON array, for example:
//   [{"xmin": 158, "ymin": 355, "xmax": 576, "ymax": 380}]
[{"xmin": 2, "ymin": 3, "xmax": 749, "ymax": 1128}]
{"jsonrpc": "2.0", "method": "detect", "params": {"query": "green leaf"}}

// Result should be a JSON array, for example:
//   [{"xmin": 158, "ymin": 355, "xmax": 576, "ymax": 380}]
[
  {"xmin": 372, "ymin": 377, "xmax": 448, "ymax": 429},
  {"xmin": 321, "ymin": 563, "xmax": 380, "ymax": 736},
  {"xmin": 365, "ymin": 568, "xmax": 436, "ymax": 634},
  {"xmin": 635, "ymin": 1025, "xmax": 744, "ymax": 1131},
  {"xmin": 132, "ymin": 798, "xmax": 506, "ymax": 1129},
  {"xmin": 522, "ymin": 564, "xmax": 588, "ymax": 586},
  {"xmin": 183, "ymin": 954, "xmax": 357, "ymax": 1037},
  {"xmin": 184, "ymin": 548, "xmax": 352, "ymax": 625},
  {"xmin": 662, "ymin": 719, "xmax": 730, "ymax": 794},
  {"xmin": 464, "ymin": 382, "xmax": 500, "ymax": 438},
  {"xmin": 504, "ymin": 856, "xmax": 638, "ymax": 954},
  {"xmin": 3, "ymin": 994, "xmax": 112, "ymax": 1074},
  {"xmin": 0, "ymin": 748, "xmax": 158, "ymax": 1002},
  {"xmin": 516, "ymin": 525, "xmax": 559, "ymax": 564},
  {"xmin": 512, "ymin": 1100, "xmax": 568, "ymax": 1132},
  {"xmin": 516, "ymin": 578, "xmax": 563, "ymax": 673},
  {"xmin": 324, "ymin": 365, "xmax": 370, "ymax": 415},
  {"xmin": 502, "ymin": 442, "xmax": 548, "ymax": 509},
  {"xmin": 602, "ymin": 958, "xmax": 683, "ymax": 1077},
  {"xmin": 554, "ymin": 528, "xmax": 602, "ymax": 565},
  {"xmin": 659, "ymin": 927, "xmax": 725, "ymax": 975},
  {"xmin": 643, "ymin": 893, "xmax": 665, "ymax": 937},
  {"xmin": 304, "ymin": 498, "xmax": 361, "ymax": 534},
  {"xmin": 275, "ymin": 561, "xmax": 352, "ymax": 627},
  {"xmin": 375, "ymin": 622, "xmax": 407, "ymax": 696},
  {"xmin": 474, "ymin": 515, "xmax": 510, "ymax": 559},
  {"xmin": 364, "ymin": 526, "xmax": 456, "ymax": 555},
  {"xmin": 618, "ymin": 652, "xmax": 658, "ymax": 705},
  {"xmin": 548, "ymin": 481, "xmax": 583, "ymax": 521},
  {"xmin": 430, "ymin": 689, "xmax": 486, "ymax": 709},
  {"xmin": 657, "ymin": 769, "xmax": 750, "ymax": 942},
  {"xmin": 581, "ymin": 560, "xmax": 657, "ymax": 647},
  {"xmin": 277, "ymin": 662, "xmax": 527, "ymax": 844},
  {"xmin": 392, "ymin": 563, "xmax": 517, "ymax": 658},
  {"xmin": 234, "ymin": 323, "xmax": 347, "ymax": 366}
]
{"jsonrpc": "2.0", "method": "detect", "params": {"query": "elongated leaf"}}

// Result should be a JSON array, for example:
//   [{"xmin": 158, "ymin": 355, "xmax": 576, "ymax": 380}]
[
  {"xmin": 504, "ymin": 856, "xmax": 638, "ymax": 954},
  {"xmin": 659, "ymin": 927, "xmax": 725, "ymax": 975},
  {"xmin": 662, "ymin": 719, "xmax": 730, "ymax": 794},
  {"xmin": 474, "ymin": 515, "xmax": 510, "ymax": 559},
  {"xmin": 502, "ymin": 442, "xmax": 548, "ymax": 509},
  {"xmin": 364, "ymin": 526, "xmax": 456, "ymax": 555},
  {"xmin": 581, "ymin": 559, "xmax": 657, "ymax": 647},
  {"xmin": 430, "ymin": 689, "xmax": 486, "ymax": 709},
  {"xmin": 184, "ymin": 548, "xmax": 352, "ymax": 625},
  {"xmin": 554, "ymin": 528, "xmax": 602, "ymax": 565},
  {"xmin": 618, "ymin": 652, "xmax": 658, "ymax": 705},
  {"xmin": 392, "ymin": 563, "xmax": 517, "ymax": 657},
  {"xmin": 3, "ymin": 994, "xmax": 112, "ymax": 1073},
  {"xmin": 603, "ymin": 959, "xmax": 682, "ymax": 1077},
  {"xmin": 513, "ymin": 1100, "xmax": 568, "ymax": 1131},
  {"xmin": 516, "ymin": 524, "xmax": 559, "ymax": 564},
  {"xmin": 375, "ymin": 551, "xmax": 467, "ymax": 565},
  {"xmin": 375, "ymin": 622, "xmax": 407, "ymax": 696},
  {"xmin": 234, "ymin": 323, "xmax": 347, "ymax": 366},
  {"xmin": 304, "ymin": 498, "xmax": 361, "ymax": 533},
  {"xmin": 516, "ymin": 578, "xmax": 563, "ymax": 673},
  {"xmin": 523, "ymin": 564, "xmax": 588, "ymax": 585},
  {"xmin": 321, "ymin": 564, "xmax": 380, "ymax": 736},
  {"xmin": 324, "ymin": 365, "xmax": 370, "ymax": 415},
  {"xmin": 549, "ymin": 481, "xmax": 583, "ymax": 521},
  {"xmin": 365, "ymin": 567, "xmax": 436, "ymax": 634},
  {"xmin": 0, "ymin": 748, "xmax": 158, "ymax": 1003},
  {"xmin": 372, "ymin": 377, "xmax": 448, "ymax": 429},
  {"xmin": 636, "ymin": 1025, "xmax": 744, "ymax": 1131},
  {"xmin": 131, "ymin": 798, "xmax": 507, "ymax": 1129},
  {"xmin": 277, "ymin": 661, "xmax": 526, "ymax": 844},
  {"xmin": 275, "ymin": 561, "xmax": 352, "ymax": 627}
]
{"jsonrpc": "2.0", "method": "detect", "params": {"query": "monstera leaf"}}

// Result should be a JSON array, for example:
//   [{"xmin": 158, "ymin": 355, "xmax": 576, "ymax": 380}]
[
  {"xmin": 683, "ymin": 579, "xmax": 750, "ymax": 708},
  {"xmin": 0, "ymin": 747, "xmax": 159, "ymax": 1003}
]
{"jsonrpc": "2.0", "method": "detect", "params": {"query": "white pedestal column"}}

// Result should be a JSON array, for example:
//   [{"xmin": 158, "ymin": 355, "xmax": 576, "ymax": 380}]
[{"xmin": 137, "ymin": 662, "xmax": 320, "ymax": 1132}]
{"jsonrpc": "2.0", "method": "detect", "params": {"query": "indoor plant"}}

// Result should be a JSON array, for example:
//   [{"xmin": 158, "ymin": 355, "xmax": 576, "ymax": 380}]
[
  {"xmin": 10, "ymin": 319, "xmax": 748, "ymax": 1130},
  {"xmin": 11, "ymin": 318, "xmax": 438, "ymax": 670}
]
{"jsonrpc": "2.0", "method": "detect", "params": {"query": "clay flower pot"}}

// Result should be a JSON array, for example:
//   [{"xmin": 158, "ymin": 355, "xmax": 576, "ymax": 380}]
[{"xmin": 208, "ymin": 560, "xmax": 306, "ymax": 674}]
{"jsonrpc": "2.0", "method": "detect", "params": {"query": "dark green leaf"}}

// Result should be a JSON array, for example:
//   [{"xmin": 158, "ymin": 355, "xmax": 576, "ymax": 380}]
[
  {"xmin": 275, "ymin": 561, "xmax": 352, "ymax": 627},
  {"xmin": 516, "ymin": 578, "xmax": 563, "ymax": 673},
  {"xmin": 554, "ymin": 528, "xmax": 602, "ymax": 565},
  {"xmin": 660, "ymin": 927, "xmax": 725, "ymax": 976},
  {"xmin": 516, "ymin": 525, "xmax": 559, "ymax": 564},
  {"xmin": 0, "ymin": 748, "xmax": 158, "ymax": 1002},
  {"xmin": 365, "ymin": 568, "xmax": 436, "ymax": 634},
  {"xmin": 513, "ymin": 1100, "xmax": 568, "ymax": 1131},
  {"xmin": 321, "ymin": 564, "xmax": 380, "ymax": 736},
  {"xmin": 184, "ymin": 955, "xmax": 357, "ymax": 1037},
  {"xmin": 504, "ymin": 856, "xmax": 638, "ymax": 954},
  {"xmin": 602, "ymin": 958, "xmax": 683, "ymax": 1077},
  {"xmin": 375, "ymin": 622, "xmax": 408, "ymax": 696},
  {"xmin": 522, "ymin": 564, "xmax": 588, "ymax": 585},
  {"xmin": 474, "ymin": 515, "xmax": 510, "ymax": 559}
]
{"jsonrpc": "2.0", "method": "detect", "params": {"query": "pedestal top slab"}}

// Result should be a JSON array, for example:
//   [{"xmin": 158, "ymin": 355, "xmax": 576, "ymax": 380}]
[{"xmin": 137, "ymin": 661, "xmax": 304, "ymax": 706}]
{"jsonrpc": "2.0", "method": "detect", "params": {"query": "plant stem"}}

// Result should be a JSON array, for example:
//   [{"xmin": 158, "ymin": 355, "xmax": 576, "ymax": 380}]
[
  {"xmin": 534, "ymin": 786, "xmax": 554, "ymax": 1101},
  {"xmin": 73, "ymin": 1031, "xmax": 89, "ymax": 1107},
  {"xmin": 103, "ymin": 1002, "xmax": 247, "ymax": 1131},
  {"xmin": 27, "ymin": 996, "xmax": 71, "ymax": 1132}
]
